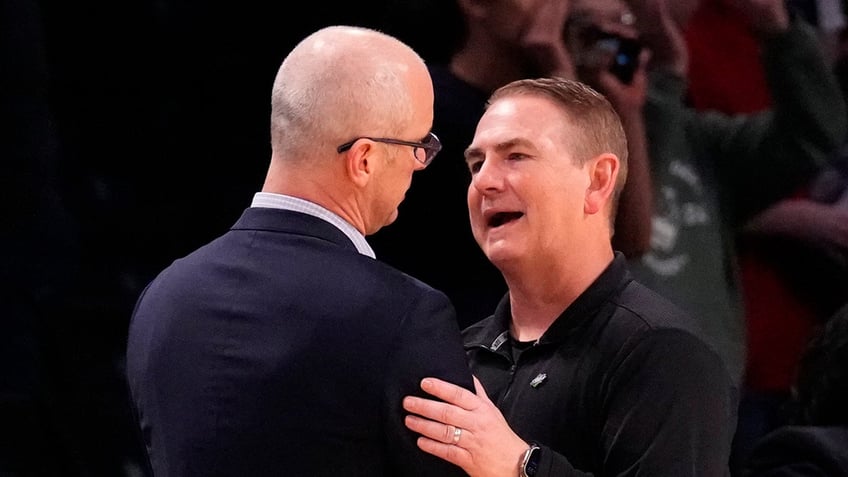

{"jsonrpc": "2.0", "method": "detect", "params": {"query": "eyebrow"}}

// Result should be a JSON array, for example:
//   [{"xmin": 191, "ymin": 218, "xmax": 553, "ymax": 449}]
[{"xmin": 464, "ymin": 137, "xmax": 536, "ymax": 163}]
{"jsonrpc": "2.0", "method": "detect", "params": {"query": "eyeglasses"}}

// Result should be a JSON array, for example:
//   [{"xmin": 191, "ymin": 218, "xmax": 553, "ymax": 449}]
[{"xmin": 336, "ymin": 131, "xmax": 442, "ymax": 167}]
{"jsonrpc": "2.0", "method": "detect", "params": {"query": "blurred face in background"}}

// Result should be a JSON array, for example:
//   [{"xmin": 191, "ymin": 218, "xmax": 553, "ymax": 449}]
[
  {"xmin": 567, "ymin": 0, "xmax": 641, "ymax": 82},
  {"xmin": 570, "ymin": 0, "xmax": 639, "ymax": 40}
]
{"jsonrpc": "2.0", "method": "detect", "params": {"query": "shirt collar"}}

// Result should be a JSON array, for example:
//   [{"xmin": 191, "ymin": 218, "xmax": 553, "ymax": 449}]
[
  {"xmin": 464, "ymin": 253, "xmax": 632, "ymax": 348},
  {"xmin": 250, "ymin": 192, "xmax": 375, "ymax": 259}
]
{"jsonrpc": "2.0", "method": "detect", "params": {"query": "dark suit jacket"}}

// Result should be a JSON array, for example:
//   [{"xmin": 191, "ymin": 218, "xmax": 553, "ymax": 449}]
[{"xmin": 126, "ymin": 207, "xmax": 475, "ymax": 476}]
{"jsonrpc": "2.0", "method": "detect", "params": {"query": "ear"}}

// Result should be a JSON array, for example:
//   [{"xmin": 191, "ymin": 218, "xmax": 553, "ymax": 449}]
[
  {"xmin": 584, "ymin": 153, "xmax": 619, "ymax": 216},
  {"xmin": 342, "ymin": 140, "xmax": 375, "ymax": 188}
]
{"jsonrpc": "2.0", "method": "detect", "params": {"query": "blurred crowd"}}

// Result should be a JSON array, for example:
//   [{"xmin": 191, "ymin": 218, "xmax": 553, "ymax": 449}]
[{"xmin": 3, "ymin": 0, "xmax": 847, "ymax": 475}]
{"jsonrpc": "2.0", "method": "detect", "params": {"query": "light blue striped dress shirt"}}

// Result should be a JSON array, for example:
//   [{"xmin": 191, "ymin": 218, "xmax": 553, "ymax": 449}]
[{"xmin": 250, "ymin": 192, "xmax": 375, "ymax": 259}]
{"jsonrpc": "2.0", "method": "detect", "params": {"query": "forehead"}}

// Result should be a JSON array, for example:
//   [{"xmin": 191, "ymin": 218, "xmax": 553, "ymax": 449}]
[{"xmin": 472, "ymin": 95, "xmax": 571, "ymax": 148}]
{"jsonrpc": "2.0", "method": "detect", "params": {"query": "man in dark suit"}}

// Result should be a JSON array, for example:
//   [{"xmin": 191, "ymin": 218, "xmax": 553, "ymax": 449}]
[{"xmin": 125, "ymin": 25, "xmax": 474, "ymax": 477}]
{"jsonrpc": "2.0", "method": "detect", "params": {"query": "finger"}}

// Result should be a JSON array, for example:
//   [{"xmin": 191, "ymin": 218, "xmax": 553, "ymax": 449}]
[
  {"xmin": 637, "ymin": 49, "xmax": 652, "ymax": 72},
  {"xmin": 420, "ymin": 377, "xmax": 478, "ymax": 410},
  {"xmin": 403, "ymin": 395, "xmax": 466, "ymax": 428},
  {"xmin": 414, "ymin": 435, "xmax": 471, "ymax": 470},
  {"xmin": 471, "ymin": 375, "xmax": 495, "ymax": 406},
  {"xmin": 472, "ymin": 375, "xmax": 485, "ymax": 395},
  {"xmin": 404, "ymin": 415, "xmax": 466, "ymax": 446}
]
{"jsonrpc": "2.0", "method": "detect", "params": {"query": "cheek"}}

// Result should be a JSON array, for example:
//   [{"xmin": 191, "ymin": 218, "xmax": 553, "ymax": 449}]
[
  {"xmin": 396, "ymin": 164, "xmax": 415, "ymax": 189},
  {"xmin": 537, "ymin": 180, "xmax": 585, "ymax": 216},
  {"xmin": 466, "ymin": 184, "xmax": 479, "ymax": 208},
  {"xmin": 467, "ymin": 203, "xmax": 482, "ymax": 227},
  {"xmin": 466, "ymin": 189, "xmax": 486, "ymax": 225},
  {"xmin": 379, "ymin": 168, "xmax": 409, "ymax": 212}
]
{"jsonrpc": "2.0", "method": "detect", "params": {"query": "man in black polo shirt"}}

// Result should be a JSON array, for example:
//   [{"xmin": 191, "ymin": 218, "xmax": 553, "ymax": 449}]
[{"xmin": 402, "ymin": 77, "xmax": 737, "ymax": 476}]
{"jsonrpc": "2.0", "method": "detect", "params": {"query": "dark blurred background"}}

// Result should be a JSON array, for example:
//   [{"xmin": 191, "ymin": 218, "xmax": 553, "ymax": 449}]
[{"xmin": 1, "ymin": 1, "xmax": 456, "ymax": 475}]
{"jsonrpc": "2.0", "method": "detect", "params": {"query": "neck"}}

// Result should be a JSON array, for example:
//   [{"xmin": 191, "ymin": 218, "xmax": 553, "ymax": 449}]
[
  {"xmin": 504, "ymin": 247, "xmax": 614, "ymax": 342},
  {"xmin": 262, "ymin": 161, "xmax": 367, "ymax": 235}
]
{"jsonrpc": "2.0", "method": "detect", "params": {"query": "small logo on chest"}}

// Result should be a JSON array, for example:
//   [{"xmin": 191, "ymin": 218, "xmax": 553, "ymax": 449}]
[{"xmin": 529, "ymin": 373, "xmax": 547, "ymax": 388}]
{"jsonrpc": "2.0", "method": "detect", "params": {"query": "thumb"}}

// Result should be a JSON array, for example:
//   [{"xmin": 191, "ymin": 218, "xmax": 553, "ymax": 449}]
[{"xmin": 472, "ymin": 375, "xmax": 494, "ymax": 404}]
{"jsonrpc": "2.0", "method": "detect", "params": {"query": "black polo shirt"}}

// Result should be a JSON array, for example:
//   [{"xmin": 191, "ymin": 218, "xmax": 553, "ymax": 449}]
[{"xmin": 463, "ymin": 253, "xmax": 738, "ymax": 476}]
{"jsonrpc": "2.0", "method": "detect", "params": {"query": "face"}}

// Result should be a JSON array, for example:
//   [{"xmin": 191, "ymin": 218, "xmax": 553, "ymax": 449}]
[
  {"xmin": 367, "ymin": 65, "xmax": 433, "ymax": 234},
  {"xmin": 465, "ymin": 94, "xmax": 592, "ymax": 271}
]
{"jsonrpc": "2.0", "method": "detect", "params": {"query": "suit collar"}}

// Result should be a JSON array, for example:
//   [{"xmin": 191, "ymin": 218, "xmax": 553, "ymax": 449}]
[{"xmin": 232, "ymin": 207, "xmax": 362, "ymax": 255}]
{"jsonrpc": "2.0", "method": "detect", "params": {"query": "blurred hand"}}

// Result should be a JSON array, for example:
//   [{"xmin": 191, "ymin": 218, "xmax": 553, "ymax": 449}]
[
  {"xmin": 520, "ymin": 0, "xmax": 577, "ymax": 79},
  {"xmin": 583, "ymin": 45, "xmax": 650, "ymax": 116},
  {"xmin": 632, "ymin": 0, "xmax": 688, "ymax": 76},
  {"xmin": 403, "ymin": 376, "xmax": 529, "ymax": 477},
  {"xmin": 745, "ymin": 199, "xmax": 848, "ymax": 250}
]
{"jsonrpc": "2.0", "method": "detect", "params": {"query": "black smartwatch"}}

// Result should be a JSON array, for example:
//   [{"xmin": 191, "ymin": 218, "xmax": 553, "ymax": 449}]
[{"xmin": 520, "ymin": 443, "xmax": 541, "ymax": 477}]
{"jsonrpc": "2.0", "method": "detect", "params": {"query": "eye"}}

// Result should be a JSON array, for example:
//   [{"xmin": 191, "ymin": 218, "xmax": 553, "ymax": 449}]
[{"xmin": 467, "ymin": 159, "xmax": 483, "ymax": 174}]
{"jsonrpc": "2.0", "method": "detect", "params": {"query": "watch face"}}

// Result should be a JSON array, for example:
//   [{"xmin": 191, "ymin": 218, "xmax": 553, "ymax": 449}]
[
  {"xmin": 523, "ymin": 446, "xmax": 541, "ymax": 477},
  {"xmin": 526, "ymin": 448, "xmax": 540, "ymax": 475}
]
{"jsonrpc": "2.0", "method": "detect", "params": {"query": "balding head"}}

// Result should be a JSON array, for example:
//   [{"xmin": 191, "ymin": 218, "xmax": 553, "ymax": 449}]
[
  {"xmin": 269, "ymin": 26, "xmax": 432, "ymax": 165},
  {"xmin": 263, "ymin": 26, "xmax": 436, "ymax": 235}
]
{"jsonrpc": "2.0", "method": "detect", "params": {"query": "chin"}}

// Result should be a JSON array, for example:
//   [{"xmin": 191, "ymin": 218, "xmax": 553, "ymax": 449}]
[
  {"xmin": 385, "ymin": 209, "xmax": 399, "ymax": 227},
  {"xmin": 482, "ymin": 240, "xmax": 517, "ymax": 267}
]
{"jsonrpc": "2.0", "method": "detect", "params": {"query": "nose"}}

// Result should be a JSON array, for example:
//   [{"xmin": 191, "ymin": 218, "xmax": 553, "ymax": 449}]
[
  {"xmin": 470, "ymin": 158, "xmax": 503, "ymax": 194},
  {"xmin": 412, "ymin": 157, "xmax": 427, "ymax": 172}
]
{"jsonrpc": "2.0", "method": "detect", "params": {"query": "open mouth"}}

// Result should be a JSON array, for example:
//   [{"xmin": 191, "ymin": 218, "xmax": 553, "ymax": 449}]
[{"xmin": 488, "ymin": 212, "xmax": 524, "ymax": 228}]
